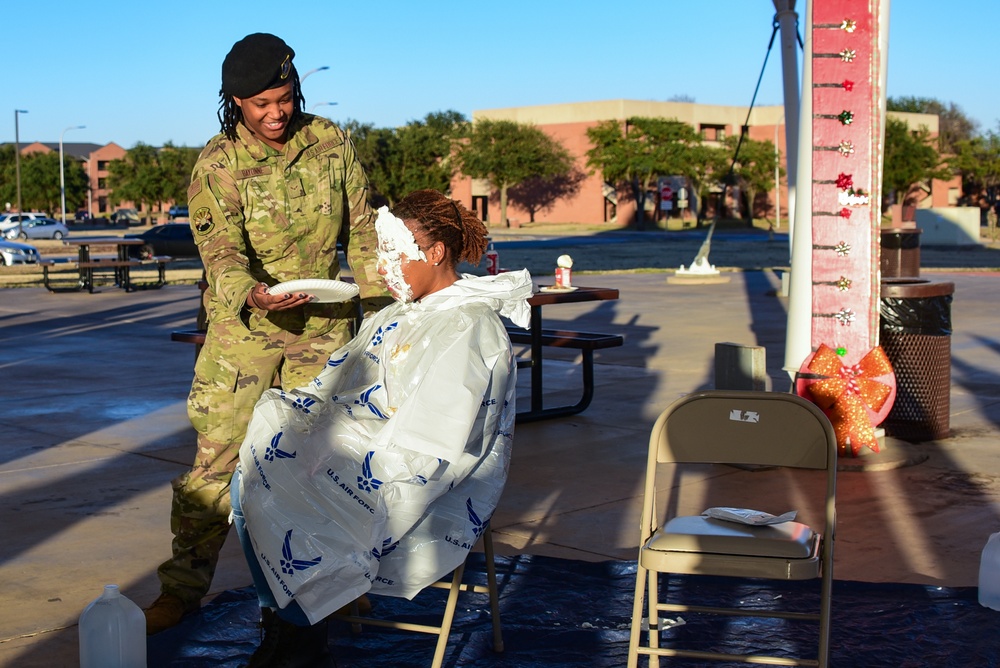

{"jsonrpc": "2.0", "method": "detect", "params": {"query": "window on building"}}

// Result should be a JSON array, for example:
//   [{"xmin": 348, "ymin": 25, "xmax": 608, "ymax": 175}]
[
  {"xmin": 97, "ymin": 160, "xmax": 110, "ymax": 171},
  {"xmin": 98, "ymin": 178, "xmax": 107, "ymax": 189},
  {"xmin": 700, "ymin": 124, "xmax": 726, "ymax": 141}
]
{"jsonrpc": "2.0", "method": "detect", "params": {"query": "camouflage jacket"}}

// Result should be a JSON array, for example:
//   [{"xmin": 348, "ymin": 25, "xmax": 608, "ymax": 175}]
[{"xmin": 188, "ymin": 113, "xmax": 386, "ymax": 333}]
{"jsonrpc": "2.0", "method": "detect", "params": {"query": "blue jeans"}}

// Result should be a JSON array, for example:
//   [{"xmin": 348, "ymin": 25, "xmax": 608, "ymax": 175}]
[{"xmin": 230, "ymin": 467, "xmax": 311, "ymax": 626}]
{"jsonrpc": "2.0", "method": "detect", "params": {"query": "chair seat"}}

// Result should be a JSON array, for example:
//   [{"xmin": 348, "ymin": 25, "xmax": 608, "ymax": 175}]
[
  {"xmin": 653, "ymin": 515, "xmax": 816, "ymax": 557},
  {"xmin": 641, "ymin": 515, "xmax": 822, "ymax": 580}
]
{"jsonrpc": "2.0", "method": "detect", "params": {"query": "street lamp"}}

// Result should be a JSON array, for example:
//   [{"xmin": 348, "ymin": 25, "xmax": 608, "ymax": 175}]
[
  {"xmin": 310, "ymin": 102, "xmax": 338, "ymax": 114},
  {"xmin": 300, "ymin": 66, "xmax": 329, "ymax": 84},
  {"xmin": 14, "ymin": 109, "xmax": 27, "ymax": 232},
  {"xmin": 60, "ymin": 125, "xmax": 86, "ymax": 224}
]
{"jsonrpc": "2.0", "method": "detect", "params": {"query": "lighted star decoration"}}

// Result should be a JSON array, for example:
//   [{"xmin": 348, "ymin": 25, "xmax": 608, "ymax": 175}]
[
  {"xmin": 837, "ymin": 110, "xmax": 854, "ymax": 125},
  {"xmin": 838, "ymin": 140, "xmax": 855, "ymax": 157},
  {"xmin": 836, "ymin": 346, "xmax": 848, "ymax": 356},
  {"xmin": 835, "ymin": 308, "xmax": 857, "ymax": 326},
  {"xmin": 837, "ymin": 276, "xmax": 852, "ymax": 291},
  {"xmin": 842, "ymin": 79, "xmax": 855, "ymax": 92},
  {"xmin": 839, "ymin": 48, "xmax": 857, "ymax": 62},
  {"xmin": 834, "ymin": 241, "xmax": 852, "ymax": 256},
  {"xmin": 836, "ymin": 173, "xmax": 854, "ymax": 189},
  {"xmin": 840, "ymin": 18, "xmax": 857, "ymax": 33}
]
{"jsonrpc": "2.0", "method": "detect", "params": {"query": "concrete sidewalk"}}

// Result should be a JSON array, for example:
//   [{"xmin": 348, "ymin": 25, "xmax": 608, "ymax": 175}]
[{"xmin": 1, "ymin": 271, "xmax": 999, "ymax": 666}]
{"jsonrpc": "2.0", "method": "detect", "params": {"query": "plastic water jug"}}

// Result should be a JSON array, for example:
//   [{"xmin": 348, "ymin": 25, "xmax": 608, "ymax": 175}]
[
  {"xmin": 79, "ymin": 584, "xmax": 147, "ymax": 668},
  {"xmin": 979, "ymin": 532, "xmax": 1000, "ymax": 611}
]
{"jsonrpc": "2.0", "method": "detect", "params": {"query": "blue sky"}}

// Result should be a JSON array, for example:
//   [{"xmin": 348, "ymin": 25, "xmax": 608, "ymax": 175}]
[{"xmin": 5, "ymin": 0, "xmax": 996, "ymax": 148}]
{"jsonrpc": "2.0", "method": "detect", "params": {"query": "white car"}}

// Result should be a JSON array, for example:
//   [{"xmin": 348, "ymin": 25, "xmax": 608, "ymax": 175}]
[
  {"xmin": 0, "ymin": 212, "xmax": 49, "ymax": 232},
  {"xmin": 0, "ymin": 240, "xmax": 41, "ymax": 266},
  {"xmin": 4, "ymin": 217, "xmax": 69, "ymax": 240}
]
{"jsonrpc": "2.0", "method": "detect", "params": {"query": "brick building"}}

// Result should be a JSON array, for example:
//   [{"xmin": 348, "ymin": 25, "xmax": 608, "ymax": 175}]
[
  {"xmin": 18, "ymin": 141, "xmax": 133, "ymax": 219},
  {"xmin": 450, "ymin": 99, "xmax": 957, "ymax": 228}
]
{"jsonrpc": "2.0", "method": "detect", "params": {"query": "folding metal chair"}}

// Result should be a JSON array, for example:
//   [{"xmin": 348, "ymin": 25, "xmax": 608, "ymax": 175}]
[
  {"xmin": 330, "ymin": 526, "xmax": 504, "ymax": 668},
  {"xmin": 627, "ymin": 390, "xmax": 837, "ymax": 667}
]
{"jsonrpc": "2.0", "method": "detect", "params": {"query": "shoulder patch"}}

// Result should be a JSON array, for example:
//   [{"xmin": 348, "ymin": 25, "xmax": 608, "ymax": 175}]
[
  {"xmin": 193, "ymin": 207, "xmax": 214, "ymax": 235},
  {"xmin": 188, "ymin": 179, "xmax": 203, "ymax": 199}
]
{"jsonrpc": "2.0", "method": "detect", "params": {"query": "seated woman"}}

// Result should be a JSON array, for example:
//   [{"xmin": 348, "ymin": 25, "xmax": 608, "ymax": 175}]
[{"xmin": 231, "ymin": 189, "xmax": 532, "ymax": 666}]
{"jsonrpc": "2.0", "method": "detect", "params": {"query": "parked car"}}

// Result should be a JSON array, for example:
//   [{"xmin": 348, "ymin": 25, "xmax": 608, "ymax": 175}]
[
  {"xmin": 0, "ymin": 212, "xmax": 49, "ymax": 232},
  {"xmin": 0, "ymin": 240, "xmax": 41, "ymax": 266},
  {"xmin": 4, "ymin": 217, "xmax": 69, "ymax": 240},
  {"xmin": 168, "ymin": 205, "xmax": 189, "ymax": 220},
  {"xmin": 124, "ymin": 223, "xmax": 198, "ymax": 259},
  {"xmin": 109, "ymin": 208, "xmax": 141, "ymax": 226}
]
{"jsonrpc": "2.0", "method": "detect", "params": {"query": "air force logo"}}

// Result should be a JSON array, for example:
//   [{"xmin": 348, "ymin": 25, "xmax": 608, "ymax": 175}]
[
  {"xmin": 357, "ymin": 451, "xmax": 384, "ymax": 493},
  {"xmin": 264, "ymin": 432, "xmax": 296, "ymax": 462},
  {"xmin": 280, "ymin": 529, "xmax": 322, "ymax": 575}
]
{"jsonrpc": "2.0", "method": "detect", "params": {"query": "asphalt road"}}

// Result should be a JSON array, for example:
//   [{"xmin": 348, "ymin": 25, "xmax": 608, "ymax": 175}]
[{"xmin": 484, "ymin": 229, "xmax": 1000, "ymax": 276}]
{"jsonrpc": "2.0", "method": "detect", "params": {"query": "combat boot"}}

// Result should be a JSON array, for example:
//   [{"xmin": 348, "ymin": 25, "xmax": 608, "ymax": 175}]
[
  {"xmin": 244, "ymin": 609, "xmax": 335, "ymax": 668},
  {"xmin": 144, "ymin": 592, "xmax": 200, "ymax": 635}
]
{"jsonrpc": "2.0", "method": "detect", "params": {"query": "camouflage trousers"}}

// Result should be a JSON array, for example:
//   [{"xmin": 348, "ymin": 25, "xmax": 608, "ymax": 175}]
[{"xmin": 156, "ymin": 315, "xmax": 352, "ymax": 604}]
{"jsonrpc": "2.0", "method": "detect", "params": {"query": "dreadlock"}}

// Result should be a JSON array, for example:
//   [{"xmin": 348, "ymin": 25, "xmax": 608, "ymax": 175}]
[
  {"xmin": 217, "ymin": 68, "xmax": 306, "ymax": 142},
  {"xmin": 392, "ymin": 190, "xmax": 489, "ymax": 267}
]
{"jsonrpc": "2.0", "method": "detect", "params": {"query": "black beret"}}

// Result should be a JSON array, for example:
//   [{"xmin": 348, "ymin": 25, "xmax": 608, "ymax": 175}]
[{"xmin": 222, "ymin": 33, "xmax": 296, "ymax": 98}]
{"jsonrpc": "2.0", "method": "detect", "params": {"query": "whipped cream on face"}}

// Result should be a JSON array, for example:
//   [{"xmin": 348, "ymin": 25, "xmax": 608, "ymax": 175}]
[{"xmin": 375, "ymin": 206, "xmax": 427, "ymax": 304}]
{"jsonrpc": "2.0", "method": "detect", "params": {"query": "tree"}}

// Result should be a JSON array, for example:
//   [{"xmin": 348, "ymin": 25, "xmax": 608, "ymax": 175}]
[
  {"xmin": 683, "ymin": 143, "xmax": 729, "ymax": 224},
  {"xmin": 158, "ymin": 143, "xmax": 201, "ymax": 206},
  {"xmin": 106, "ymin": 142, "xmax": 199, "ymax": 218},
  {"xmin": 4, "ymin": 151, "xmax": 87, "ymax": 215},
  {"xmin": 585, "ymin": 117, "xmax": 703, "ymax": 229},
  {"xmin": 347, "ymin": 111, "xmax": 467, "ymax": 208},
  {"xmin": 882, "ymin": 117, "xmax": 950, "ymax": 210},
  {"xmin": 887, "ymin": 96, "xmax": 978, "ymax": 154},
  {"xmin": 456, "ymin": 118, "xmax": 574, "ymax": 227},
  {"xmin": 395, "ymin": 110, "xmax": 467, "ymax": 198},
  {"xmin": 723, "ymin": 135, "xmax": 783, "ymax": 222},
  {"xmin": 107, "ymin": 143, "xmax": 166, "ymax": 217},
  {"xmin": 949, "ymin": 129, "xmax": 1000, "ymax": 207}
]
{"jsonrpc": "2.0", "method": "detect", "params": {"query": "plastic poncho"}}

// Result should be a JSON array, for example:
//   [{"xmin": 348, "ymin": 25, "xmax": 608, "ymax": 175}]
[{"xmin": 237, "ymin": 270, "xmax": 533, "ymax": 624}]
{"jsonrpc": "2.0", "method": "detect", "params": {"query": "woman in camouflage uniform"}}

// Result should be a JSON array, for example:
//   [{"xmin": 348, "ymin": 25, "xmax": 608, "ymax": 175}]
[{"xmin": 144, "ymin": 32, "xmax": 388, "ymax": 635}]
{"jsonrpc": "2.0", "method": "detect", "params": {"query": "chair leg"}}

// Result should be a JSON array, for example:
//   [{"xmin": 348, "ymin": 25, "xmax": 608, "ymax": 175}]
[
  {"xmin": 483, "ymin": 530, "xmax": 504, "ymax": 652},
  {"xmin": 647, "ymin": 570, "xmax": 661, "ymax": 668},
  {"xmin": 430, "ymin": 560, "xmax": 466, "ymax": 668},
  {"xmin": 627, "ymin": 563, "xmax": 648, "ymax": 668}
]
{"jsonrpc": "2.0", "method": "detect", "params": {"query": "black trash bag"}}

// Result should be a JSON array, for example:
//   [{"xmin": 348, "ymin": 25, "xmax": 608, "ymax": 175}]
[{"xmin": 880, "ymin": 295, "xmax": 953, "ymax": 336}]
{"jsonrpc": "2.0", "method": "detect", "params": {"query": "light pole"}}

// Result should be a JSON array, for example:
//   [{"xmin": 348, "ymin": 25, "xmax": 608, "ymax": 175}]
[
  {"xmin": 60, "ymin": 125, "xmax": 86, "ymax": 224},
  {"xmin": 14, "ymin": 109, "xmax": 27, "ymax": 232},
  {"xmin": 310, "ymin": 102, "xmax": 338, "ymax": 115},
  {"xmin": 300, "ymin": 66, "xmax": 329, "ymax": 84}
]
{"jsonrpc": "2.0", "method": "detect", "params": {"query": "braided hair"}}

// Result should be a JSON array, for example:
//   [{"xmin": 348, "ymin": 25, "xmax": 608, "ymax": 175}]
[
  {"xmin": 391, "ymin": 190, "xmax": 489, "ymax": 268},
  {"xmin": 217, "ymin": 68, "xmax": 305, "ymax": 141}
]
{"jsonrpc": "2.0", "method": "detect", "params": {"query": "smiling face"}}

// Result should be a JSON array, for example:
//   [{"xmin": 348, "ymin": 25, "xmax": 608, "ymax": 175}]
[{"xmin": 233, "ymin": 81, "xmax": 294, "ymax": 149}]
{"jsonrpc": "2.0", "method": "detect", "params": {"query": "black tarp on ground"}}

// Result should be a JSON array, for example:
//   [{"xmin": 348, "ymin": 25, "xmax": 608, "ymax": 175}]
[{"xmin": 148, "ymin": 554, "xmax": 999, "ymax": 667}]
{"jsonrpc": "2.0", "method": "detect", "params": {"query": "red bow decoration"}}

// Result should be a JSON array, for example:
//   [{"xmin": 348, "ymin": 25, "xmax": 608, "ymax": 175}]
[{"xmin": 797, "ymin": 344, "xmax": 896, "ymax": 456}]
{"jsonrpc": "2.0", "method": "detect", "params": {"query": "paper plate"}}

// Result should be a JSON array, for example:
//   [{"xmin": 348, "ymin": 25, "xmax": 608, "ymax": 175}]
[
  {"xmin": 267, "ymin": 279, "xmax": 359, "ymax": 303},
  {"xmin": 539, "ymin": 285, "xmax": 578, "ymax": 293}
]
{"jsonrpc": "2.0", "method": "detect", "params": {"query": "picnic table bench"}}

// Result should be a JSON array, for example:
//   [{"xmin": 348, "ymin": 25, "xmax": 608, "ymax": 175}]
[
  {"xmin": 505, "ymin": 325, "xmax": 624, "ymax": 422},
  {"xmin": 40, "ymin": 256, "xmax": 175, "ymax": 293}
]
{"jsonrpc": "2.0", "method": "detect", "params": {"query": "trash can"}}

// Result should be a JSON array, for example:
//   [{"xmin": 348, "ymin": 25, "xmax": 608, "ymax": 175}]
[
  {"xmin": 879, "ymin": 278, "xmax": 954, "ymax": 441},
  {"xmin": 881, "ymin": 228, "xmax": 921, "ymax": 278}
]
